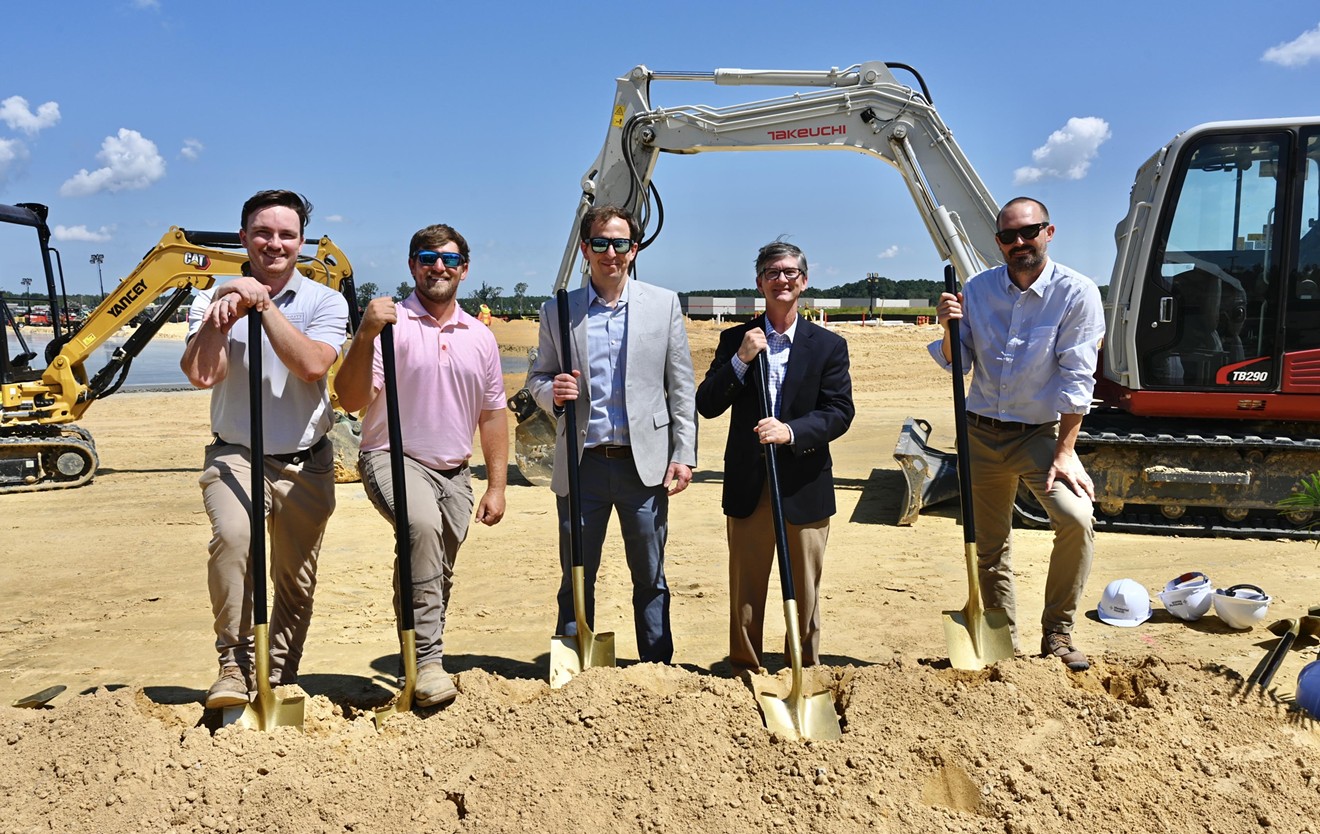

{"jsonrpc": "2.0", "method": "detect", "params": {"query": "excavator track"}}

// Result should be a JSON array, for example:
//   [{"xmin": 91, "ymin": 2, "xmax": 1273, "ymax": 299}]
[
  {"xmin": 0, "ymin": 425, "xmax": 99, "ymax": 495},
  {"xmin": 1013, "ymin": 410, "xmax": 1320, "ymax": 541}
]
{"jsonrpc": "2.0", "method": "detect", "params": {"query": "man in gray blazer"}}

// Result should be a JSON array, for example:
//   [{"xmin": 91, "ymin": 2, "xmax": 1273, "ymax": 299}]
[{"xmin": 528, "ymin": 205, "xmax": 697, "ymax": 663}]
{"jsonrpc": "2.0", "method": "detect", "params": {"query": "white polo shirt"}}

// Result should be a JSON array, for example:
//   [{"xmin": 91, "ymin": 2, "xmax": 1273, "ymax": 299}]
[{"xmin": 187, "ymin": 271, "xmax": 349, "ymax": 454}]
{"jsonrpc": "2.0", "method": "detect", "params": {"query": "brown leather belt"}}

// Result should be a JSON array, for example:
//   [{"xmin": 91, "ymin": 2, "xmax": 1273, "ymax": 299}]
[
  {"xmin": 967, "ymin": 413, "xmax": 1043, "ymax": 432},
  {"xmin": 585, "ymin": 444, "xmax": 633, "ymax": 459}
]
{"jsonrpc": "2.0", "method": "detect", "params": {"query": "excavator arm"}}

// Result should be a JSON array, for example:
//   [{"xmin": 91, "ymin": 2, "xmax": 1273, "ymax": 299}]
[
  {"xmin": 1, "ymin": 224, "xmax": 356, "ymax": 494},
  {"xmin": 551, "ymin": 62, "xmax": 1002, "ymax": 292}
]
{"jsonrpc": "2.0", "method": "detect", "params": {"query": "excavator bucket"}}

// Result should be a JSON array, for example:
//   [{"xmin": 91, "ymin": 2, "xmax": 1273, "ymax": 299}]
[
  {"xmin": 893, "ymin": 417, "xmax": 959, "ymax": 525},
  {"xmin": 508, "ymin": 347, "xmax": 554, "ymax": 487}
]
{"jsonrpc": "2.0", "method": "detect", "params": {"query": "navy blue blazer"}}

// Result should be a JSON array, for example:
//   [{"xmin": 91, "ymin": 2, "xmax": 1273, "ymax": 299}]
[{"xmin": 695, "ymin": 315, "xmax": 854, "ymax": 524}]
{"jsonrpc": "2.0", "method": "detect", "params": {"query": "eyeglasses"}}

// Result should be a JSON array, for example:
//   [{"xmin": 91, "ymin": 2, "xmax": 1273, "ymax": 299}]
[
  {"xmin": 414, "ymin": 250, "xmax": 466, "ymax": 268},
  {"xmin": 759, "ymin": 267, "xmax": 803, "ymax": 280},
  {"xmin": 994, "ymin": 222, "xmax": 1050, "ymax": 245},
  {"xmin": 587, "ymin": 237, "xmax": 634, "ymax": 254}
]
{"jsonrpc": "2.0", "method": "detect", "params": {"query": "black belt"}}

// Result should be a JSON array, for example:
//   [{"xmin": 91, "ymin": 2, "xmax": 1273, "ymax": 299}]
[
  {"xmin": 585, "ymin": 444, "xmax": 633, "ymax": 459},
  {"xmin": 437, "ymin": 463, "xmax": 468, "ymax": 477},
  {"xmin": 215, "ymin": 433, "xmax": 329, "ymax": 464},
  {"xmin": 967, "ymin": 413, "xmax": 1044, "ymax": 432}
]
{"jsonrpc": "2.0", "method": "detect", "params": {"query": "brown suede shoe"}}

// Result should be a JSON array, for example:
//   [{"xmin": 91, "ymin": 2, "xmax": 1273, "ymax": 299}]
[
  {"xmin": 1041, "ymin": 632, "xmax": 1090, "ymax": 672},
  {"xmin": 205, "ymin": 665, "xmax": 249, "ymax": 709},
  {"xmin": 414, "ymin": 664, "xmax": 458, "ymax": 707}
]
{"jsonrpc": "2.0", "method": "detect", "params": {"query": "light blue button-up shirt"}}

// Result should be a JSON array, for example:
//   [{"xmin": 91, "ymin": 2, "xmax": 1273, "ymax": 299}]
[
  {"xmin": 928, "ymin": 260, "xmax": 1105, "ymax": 425},
  {"xmin": 732, "ymin": 316, "xmax": 797, "ymax": 418},
  {"xmin": 584, "ymin": 281, "xmax": 630, "ymax": 447}
]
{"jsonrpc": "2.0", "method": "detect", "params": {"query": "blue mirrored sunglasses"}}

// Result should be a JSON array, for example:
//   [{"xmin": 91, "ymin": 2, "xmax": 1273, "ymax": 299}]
[{"xmin": 414, "ymin": 250, "xmax": 466, "ymax": 268}]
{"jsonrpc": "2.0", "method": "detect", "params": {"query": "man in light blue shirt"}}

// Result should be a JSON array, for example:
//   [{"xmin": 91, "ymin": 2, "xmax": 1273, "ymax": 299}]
[{"xmin": 930, "ymin": 196, "xmax": 1105, "ymax": 672}]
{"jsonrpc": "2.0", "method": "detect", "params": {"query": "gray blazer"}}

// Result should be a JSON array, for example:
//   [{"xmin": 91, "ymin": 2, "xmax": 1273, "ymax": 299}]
[{"xmin": 528, "ymin": 279, "xmax": 697, "ymax": 496}]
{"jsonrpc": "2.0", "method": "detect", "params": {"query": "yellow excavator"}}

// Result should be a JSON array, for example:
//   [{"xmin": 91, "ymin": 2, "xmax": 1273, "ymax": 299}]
[{"xmin": 0, "ymin": 202, "xmax": 362, "ymax": 494}]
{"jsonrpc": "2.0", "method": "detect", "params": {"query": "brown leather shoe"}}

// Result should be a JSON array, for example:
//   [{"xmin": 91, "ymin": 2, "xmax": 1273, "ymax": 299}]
[
  {"xmin": 1042, "ymin": 632, "xmax": 1090, "ymax": 672},
  {"xmin": 205, "ymin": 665, "xmax": 250, "ymax": 709}
]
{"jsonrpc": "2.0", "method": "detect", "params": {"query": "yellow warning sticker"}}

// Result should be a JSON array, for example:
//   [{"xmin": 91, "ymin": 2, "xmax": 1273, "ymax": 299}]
[{"xmin": 611, "ymin": 105, "xmax": 626, "ymax": 128}]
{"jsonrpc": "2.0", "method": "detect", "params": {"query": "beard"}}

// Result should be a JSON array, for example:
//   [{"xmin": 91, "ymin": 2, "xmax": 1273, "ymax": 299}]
[
  {"xmin": 1008, "ymin": 245, "xmax": 1045, "ymax": 273},
  {"xmin": 416, "ymin": 275, "xmax": 458, "ymax": 306}
]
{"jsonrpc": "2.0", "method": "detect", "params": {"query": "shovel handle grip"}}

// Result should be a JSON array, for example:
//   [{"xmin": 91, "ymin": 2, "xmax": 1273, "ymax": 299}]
[
  {"xmin": 247, "ymin": 309, "xmax": 268, "ymax": 625},
  {"xmin": 381, "ymin": 324, "xmax": 415, "ymax": 632},
  {"xmin": 556, "ymin": 289, "xmax": 585, "ymax": 571},
  {"xmin": 944, "ymin": 265, "xmax": 976, "ymax": 545}
]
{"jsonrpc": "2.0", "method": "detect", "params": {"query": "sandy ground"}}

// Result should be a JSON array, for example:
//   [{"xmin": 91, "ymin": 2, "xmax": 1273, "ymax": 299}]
[{"xmin": 3, "ymin": 318, "xmax": 1320, "ymax": 832}]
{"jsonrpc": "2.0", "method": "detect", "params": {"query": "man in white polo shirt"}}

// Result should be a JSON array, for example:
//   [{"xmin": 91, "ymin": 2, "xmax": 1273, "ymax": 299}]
[
  {"xmin": 336, "ymin": 223, "xmax": 507, "ymax": 707},
  {"xmin": 181, "ymin": 189, "xmax": 349, "ymax": 708}
]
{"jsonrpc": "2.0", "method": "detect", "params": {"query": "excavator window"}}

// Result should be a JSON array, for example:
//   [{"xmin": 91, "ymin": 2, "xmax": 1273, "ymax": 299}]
[
  {"xmin": 1141, "ymin": 134, "xmax": 1287, "ymax": 389},
  {"xmin": 1285, "ymin": 129, "xmax": 1320, "ymax": 353}
]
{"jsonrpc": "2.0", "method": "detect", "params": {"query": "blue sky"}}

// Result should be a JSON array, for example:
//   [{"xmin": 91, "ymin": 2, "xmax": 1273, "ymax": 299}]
[{"xmin": 2, "ymin": 1, "xmax": 1318, "ymax": 300}]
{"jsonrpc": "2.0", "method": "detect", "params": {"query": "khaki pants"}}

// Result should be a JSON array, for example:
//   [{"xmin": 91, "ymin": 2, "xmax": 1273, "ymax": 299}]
[
  {"xmin": 727, "ymin": 484, "xmax": 830, "ymax": 673},
  {"xmin": 967, "ymin": 420, "xmax": 1095, "ymax": 646},
  {"xmin": 200, "ymin": 440, "xmax": 335, "ymax": 683},
  {"xmin": 359, "ymin": 451, "xmax": 473, "ymax": 667}
]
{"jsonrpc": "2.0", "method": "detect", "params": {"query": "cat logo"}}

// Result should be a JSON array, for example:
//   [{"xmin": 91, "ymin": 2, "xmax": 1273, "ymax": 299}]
[{"xmin": 183, "ymin": 252, "xmax": 211, "ymax": 269}]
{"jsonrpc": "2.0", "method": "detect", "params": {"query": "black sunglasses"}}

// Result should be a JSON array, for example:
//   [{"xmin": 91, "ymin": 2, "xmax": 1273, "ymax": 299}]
[
  {"xmin": 414, "ymin": 250, "xmax": 466, "ymax": 268},
  {"xmin": 587, "ymin": 237, "xmax": 634, "ymax": 254},
  {"xmin": 995, "ymin": 222, "xmax": 1050, "ymax": 245}
]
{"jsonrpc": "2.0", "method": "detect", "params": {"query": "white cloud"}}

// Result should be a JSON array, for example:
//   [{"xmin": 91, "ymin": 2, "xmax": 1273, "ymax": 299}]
[
  {"xmin": 60, "ymin": 128, "xmax": 166, "ymax": 197},
  {"xmin": 876, "ymin": 245, "xmax": 899, "ymax": 259},
  {"xmin": 324, "ymin": 214, "xmax": 344, "ymax": 223},
  {"xmin": 132, "ymin": 0, "xmax": 160, "ymax": 8},
  {"xmin": 1262, "ymin": 23, "xmax": 1320, "ymax": 67},
  {"xmin": 179, "ymin": 138, "xmax": 203, "ymax": 160},
  {"xmin": 0, "ymin": 96, "xmax": 61, "ymax": 135},
  {"xmin": 1013, "ymin": 116, "xmax": 1111, "ymax": 185},
  {"xmin": 53, "ymin": 224, "xmax": 114, "ymax": 242}
]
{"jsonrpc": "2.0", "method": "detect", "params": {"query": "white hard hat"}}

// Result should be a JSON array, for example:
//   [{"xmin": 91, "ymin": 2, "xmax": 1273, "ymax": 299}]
[
  {"xmin": 1158, "ymin": 571, "xmax": 1214, "ymax": 622},
  {"xmin": 1097, "ymin": 578, "xmax": 1153, "ymax": 627},
  {"xmin": 1296, "ymin": 660, "xmax": 1320, "ymax": 719},
  {"xmin": 1211, "ymin": 584, "xmax": 1271, "ymax": 630}
]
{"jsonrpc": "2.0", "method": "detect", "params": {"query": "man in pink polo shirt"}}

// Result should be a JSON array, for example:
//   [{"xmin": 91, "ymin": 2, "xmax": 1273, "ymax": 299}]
[{"xmin": 336, "ymin": 223, "xmax": 508, "ymax": 707}]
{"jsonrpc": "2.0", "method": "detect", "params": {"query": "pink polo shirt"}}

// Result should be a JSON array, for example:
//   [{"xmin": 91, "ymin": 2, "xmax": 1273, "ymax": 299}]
[{"xmin": 358, "ymin": 294, "xmax": 506, "ymax": 471}]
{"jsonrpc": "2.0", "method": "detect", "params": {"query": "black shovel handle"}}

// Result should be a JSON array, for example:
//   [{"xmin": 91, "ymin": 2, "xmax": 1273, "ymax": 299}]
[
  {"xmin": 755, "ymin": 323, "xmax": 797, "ymax": 603},
  {"xmin": 247, "ymin": 309, "xmax": 268, "ymax": 626},
  {"xmin": 556, "ymin": 289, "xmax": 585, "ymax": 572},
  {"xmin": 381, "ymin": 324, "xmax": 414, "ymax": 632},
  {"xmin": 945, "ymin": 265, "xmax": 976, "ymax": 543}
]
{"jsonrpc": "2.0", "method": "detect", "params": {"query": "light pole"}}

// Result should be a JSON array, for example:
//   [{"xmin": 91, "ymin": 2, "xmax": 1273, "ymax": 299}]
[
  {"xmin": 90, "ymin": 253, "xmax": 105, "ymax": 301},
  {"xmin": 866, "ymin": 272, "xmax": 880, "ymax": 318}
]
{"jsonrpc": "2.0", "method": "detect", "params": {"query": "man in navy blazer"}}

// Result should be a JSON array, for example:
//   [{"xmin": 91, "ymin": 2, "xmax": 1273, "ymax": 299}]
[
  {"xmin": 696, "ymin": 239, "xmax": 853, "ymax": 677},
  {"xmin": 528, "ymin": 205, "xmax": 697, "ymax": 663}
]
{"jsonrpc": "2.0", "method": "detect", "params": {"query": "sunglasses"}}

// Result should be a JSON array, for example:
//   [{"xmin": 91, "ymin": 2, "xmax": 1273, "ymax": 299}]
[
  {"xmin": 994, "ymin": 222, "xmax": 1050, "ymax": 245},
  {"xmin": 587, "ymin": 237, "xmax": 634, "ymax": 254},
  {"xmin": 414, "ymin": 250, "xmax": 466, "ymax": 268}
]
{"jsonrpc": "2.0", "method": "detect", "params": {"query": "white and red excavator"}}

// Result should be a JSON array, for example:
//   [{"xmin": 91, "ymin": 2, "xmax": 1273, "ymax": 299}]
[{"xmin": 507, "ymin": 61, "xmax": 1320, "ymax": 539}]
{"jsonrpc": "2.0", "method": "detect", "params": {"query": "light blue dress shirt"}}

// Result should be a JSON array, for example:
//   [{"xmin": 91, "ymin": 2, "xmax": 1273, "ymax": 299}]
[
  {"xmin": 584, "ymin": 281, "xmax": 631, "ymax": 447},
  {"xmin": 927, "ymin": 260, "xmax": 1105, "ymax": 425}
]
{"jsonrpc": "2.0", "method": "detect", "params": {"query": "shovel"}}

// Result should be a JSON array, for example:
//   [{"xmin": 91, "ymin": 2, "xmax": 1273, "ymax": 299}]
[
  {"xmin": 11, "ymin": 685, "xmax": 66, "ymax": 708},
  {"xmin": 223, "ymin": 309, "xmax": 306, "ymax": 731},
  {"xmin": 374, "ymin": 324, "xmax": 420, "ymax": 728},
  {"xmin": 1256, "ymin": 613, "xmax": 1320, "ymax": 690},
  {"xmin": 747, "ymin": 326, "xmax": 842, "ymax": 741},
  {"xmin": 549, "ymin": 288, "xmax": 615, "ymax": 688},
  {"xmin": 940, "ymin": 265, "xmax": 1015, "ymax": 670}
]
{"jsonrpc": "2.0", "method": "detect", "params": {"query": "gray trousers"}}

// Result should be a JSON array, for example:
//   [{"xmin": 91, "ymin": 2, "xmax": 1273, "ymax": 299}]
[
  {"xmin": 967, "ymin": 420, "xmax": 1095, "ymax": 645},
  {"xmin": 360, "ymin": 451, "xmax": 473, "ymax": 667},
  {"xmin": 200, "ymin": 441, "xmax": 335, "ymax": 683}
]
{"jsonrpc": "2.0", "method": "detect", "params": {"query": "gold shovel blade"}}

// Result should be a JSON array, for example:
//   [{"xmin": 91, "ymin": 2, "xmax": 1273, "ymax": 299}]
[
  {"xmin": 11, "ymin": 684, "xmax": 66, "ymax": 709},
  {"xmin": 549, "ymin": 630, "xmax": 616, "ymax": 689},
  {"xmin": 220, "ymin": 625, "xmax": 305, "ymax": 731},
  {"xmin": 374, "ymin": 629, "xmax": 419, "ymax": 729},
  {"xmin": 943, "ymin": 606, "xmax": 1015, "ymax": 671},
  {"xmin": 752, "ymin": 675, "xmax": 842, "ymax": 742}
]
